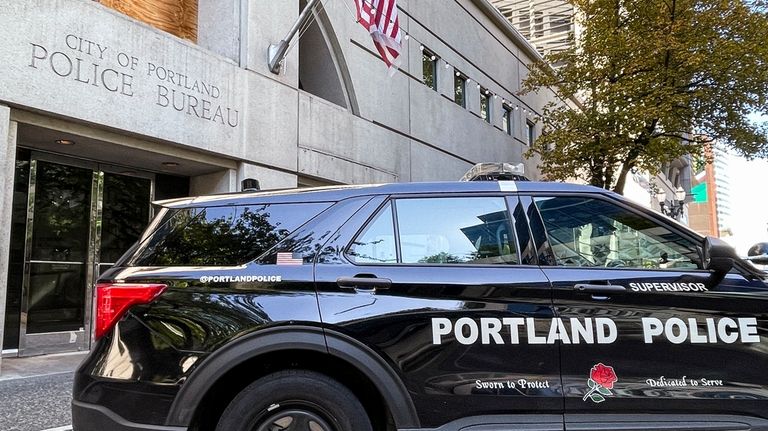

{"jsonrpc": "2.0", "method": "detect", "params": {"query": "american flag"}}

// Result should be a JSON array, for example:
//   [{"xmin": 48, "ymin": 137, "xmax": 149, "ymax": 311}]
[
  {"xmin": 276, "ymin": 252, "xmax": 304, "ymax": 266},
  {"xmin": 355, "ymin": 0, "xmax": 402, "ymax": 70}
]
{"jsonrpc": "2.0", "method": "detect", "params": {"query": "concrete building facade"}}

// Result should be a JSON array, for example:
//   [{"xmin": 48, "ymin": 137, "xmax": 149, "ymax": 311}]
[{"xmin": 0, "ymin": 0, "xmax": 559, "ymax": 361}]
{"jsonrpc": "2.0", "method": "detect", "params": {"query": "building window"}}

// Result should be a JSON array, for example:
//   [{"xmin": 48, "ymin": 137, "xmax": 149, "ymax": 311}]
[
  {"xmin": 502, "ymin": 104, "xmax": 512, "ymax": 135},
  {"xmin": 454, "ymin": 72, "xmax": 467, "ymax": 108},
  {"xmin": 422, "ymin": 49, "xmax": 438, "ymax": 91},
  {"xmin": 526, "ymin": 120, "xmax": 535, "ymax": 145},
  {"xmin": 480, "ymin": 88, "xmax": 491, "ymax": 123},
  {"xmin": 100, "ymin": 0, "xmax": 198, "ymax": 42}
]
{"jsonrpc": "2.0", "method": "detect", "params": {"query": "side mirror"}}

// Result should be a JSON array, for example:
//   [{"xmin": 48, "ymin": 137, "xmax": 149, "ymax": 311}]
[
  {"xmin": 747, "ymin": 242, "xmax": 768, "ymax": 265},
  {"xmin": 701, "ymin": 236, "xmax": 735, "ymax": 275}
]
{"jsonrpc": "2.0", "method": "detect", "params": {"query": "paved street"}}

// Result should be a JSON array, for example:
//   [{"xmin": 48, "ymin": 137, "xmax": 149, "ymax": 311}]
[
  {"xmin": 0, "ymin": 372, "xmax": 73, "ymax": 431},
  {"xmin": 0, "ymin": 353, "xmax": 85, "ymax": 431}
]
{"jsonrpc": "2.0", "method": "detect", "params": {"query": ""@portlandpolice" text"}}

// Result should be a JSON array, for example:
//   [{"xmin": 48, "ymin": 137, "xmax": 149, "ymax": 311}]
[{"xmin": 431, "ymin": 317, "xmax": 761, "ymax": 346}]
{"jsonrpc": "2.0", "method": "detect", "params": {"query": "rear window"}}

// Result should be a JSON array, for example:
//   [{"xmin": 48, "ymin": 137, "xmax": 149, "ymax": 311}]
[{"xmin": 128, "ymin": 202, "xmax": 331, "ymax": 266}]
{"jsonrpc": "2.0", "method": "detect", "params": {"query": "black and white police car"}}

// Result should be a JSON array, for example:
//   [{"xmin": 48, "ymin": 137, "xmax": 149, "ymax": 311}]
[{"xmin": 73, "ymin": 165, "xmax": 768, "ymax": 431}]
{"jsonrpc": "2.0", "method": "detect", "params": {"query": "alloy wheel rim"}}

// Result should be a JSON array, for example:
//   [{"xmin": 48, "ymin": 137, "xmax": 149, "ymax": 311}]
[{"xmin": 254, "ymin": 408, "xmax": 335, "ymax": 431}]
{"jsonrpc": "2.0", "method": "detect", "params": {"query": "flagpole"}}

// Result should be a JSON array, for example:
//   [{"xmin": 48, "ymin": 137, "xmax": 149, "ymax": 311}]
[{"xmin": 268, "ymin": 0, "xmax": 322, "ymax": 74}]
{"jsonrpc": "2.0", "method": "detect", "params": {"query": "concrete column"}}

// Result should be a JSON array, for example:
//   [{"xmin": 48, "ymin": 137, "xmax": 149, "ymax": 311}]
[
  {"xmin": 466, "ymin": 80, "xmax": 481, "ymax": 117},
  {"xmin": 245, "ymin": 0, "xmax": 299, "ymax": 86},
  {"xmin": 237, "ymin": 162, "xmax": 297, "ymax": 191},
  {"xmin": 438, "ymin": 60, "xmax": 454, "ymax": 100},
  {"xmin": 198, "ymin": 0, "xmax": 241, "ymax": 61},
  {"xmin": 490, "ymin": 94, "xmax": 503, "ymax": 130},
  {"xmin": 0, "ymin": 105, "xmax": 17, "ymax": 373},
  {"xmin": 190, "ymin": 169, "xmax": 238, "ymax": 195}
]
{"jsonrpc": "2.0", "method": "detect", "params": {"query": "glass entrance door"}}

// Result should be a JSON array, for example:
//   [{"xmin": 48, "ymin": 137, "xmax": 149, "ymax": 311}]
[
  {"xmin": 17, "ymin": 155, "xmax": 152, "ymax": 356},
  {"xmin": 98, "ymin": 172, "xmax": 152, "ymax": 276},
  {"xmin": 19, "ymin": 160, "xmax": 94, "ymax": 355}
]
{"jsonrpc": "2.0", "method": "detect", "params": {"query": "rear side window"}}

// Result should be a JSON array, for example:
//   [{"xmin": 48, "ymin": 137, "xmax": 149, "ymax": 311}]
[
  {"xmin": 348, "ymin": 197, "xmax": 518, "ymax": 265},
  {"xmin": 347, "ymin": 203, "xmax": 397, "ymax": 264},
  {"xmin": 130, "ymin": 202, "xmax": 330, "ymax": 266}
]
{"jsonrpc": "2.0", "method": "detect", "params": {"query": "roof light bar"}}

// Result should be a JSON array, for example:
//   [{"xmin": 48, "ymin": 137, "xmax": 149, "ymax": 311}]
[{"xmin": 460, "ymin": 163, "xmax": 529, "ymax": 182}]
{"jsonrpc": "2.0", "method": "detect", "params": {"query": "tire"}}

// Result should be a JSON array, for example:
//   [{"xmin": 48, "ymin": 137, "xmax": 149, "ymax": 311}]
[{"xmin": 215, "ymin": 369, "xmax": 374, "ymax": 431}]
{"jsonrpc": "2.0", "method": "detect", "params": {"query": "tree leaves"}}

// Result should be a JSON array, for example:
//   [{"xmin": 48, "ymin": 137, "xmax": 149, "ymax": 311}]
[{"xmin": 521, "ymin": 0, "xmax": 768, "ymax": 193}]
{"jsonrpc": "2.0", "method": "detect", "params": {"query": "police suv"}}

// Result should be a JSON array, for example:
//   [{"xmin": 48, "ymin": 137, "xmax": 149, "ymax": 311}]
[{"xmin": 73, "ymin": 169, "xmax": 768, "ymax": 431}]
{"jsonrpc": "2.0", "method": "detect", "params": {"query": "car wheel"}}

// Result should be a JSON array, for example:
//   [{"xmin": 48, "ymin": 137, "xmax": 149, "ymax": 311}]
[{"xmin": 215, "ymin": 369, "xmax": 373, "ymax": 431}]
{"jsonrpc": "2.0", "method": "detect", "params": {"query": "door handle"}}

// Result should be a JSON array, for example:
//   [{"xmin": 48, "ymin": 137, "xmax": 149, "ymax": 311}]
[
  {"xmin": 573, "ymin": 284, "xmax": 627, "ymax": 294},
  {"xmin": 336, "ymin": 276, "xmax": 392, "ymax": 291}
]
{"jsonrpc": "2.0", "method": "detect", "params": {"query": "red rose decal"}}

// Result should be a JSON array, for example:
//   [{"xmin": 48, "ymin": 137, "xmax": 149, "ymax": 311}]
[
  {"xmin": 590, "ymin": 363, "xmax": 618, "ymax": 390},
  {"xmin": 583, "ymin": 363, "xmax": 618, "ymax": 403}
]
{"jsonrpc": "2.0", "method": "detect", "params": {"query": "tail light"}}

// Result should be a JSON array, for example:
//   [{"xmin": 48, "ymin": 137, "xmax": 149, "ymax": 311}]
[{"xmin": 95, "ymin": 283, "xmax": 167, "ymax": 340}]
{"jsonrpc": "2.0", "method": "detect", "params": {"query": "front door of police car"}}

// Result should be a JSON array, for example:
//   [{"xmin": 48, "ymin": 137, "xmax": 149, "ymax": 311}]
[{"xmin": 531, "ymin": 195, "xmax": 768, "ymax": 423}]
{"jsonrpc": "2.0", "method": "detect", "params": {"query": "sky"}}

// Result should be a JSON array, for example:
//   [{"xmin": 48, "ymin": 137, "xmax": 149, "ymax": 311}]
[
  {"xmin": 718, "ymin": 113, "xmax": 768, "ymax": 255},
  {"xmin": 719, "ymin": 154, "xmax": 768, "ymax": 255}
]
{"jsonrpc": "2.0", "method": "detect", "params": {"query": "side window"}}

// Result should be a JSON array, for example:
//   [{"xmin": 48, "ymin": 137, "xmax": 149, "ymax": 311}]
[
  {"xmin": 130, "ymin": 202, "xmax": 330, "ymax": 266},
  {"xmin": 348, "ymin": 203, "xmax": 397, "ymax": 264},
  {"xmin": 454, "ymin": 72, "xmax": 467, "ymax": 108},
  {"xmin": 526, "ymin": 120, "xmax": 535, "ymax": 145},
  {"xmin": 534, "ymin": 196, "xmax": 699, "ymax": 269},
  {"xmin": 397, "ymin": 197, "xmax": 517, "ymax": 265},
  {"xmin": 480, "ymin": 88, "xmax": 492, "ymax": 123},
  {"xmin": 422, "ymin": 48, "xmax": 438, "ymax": 91}
]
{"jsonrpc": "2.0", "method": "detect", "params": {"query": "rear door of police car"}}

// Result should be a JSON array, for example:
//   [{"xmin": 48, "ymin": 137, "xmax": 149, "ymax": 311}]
[
  {"xmin": 526, "ymin": 192, "xmax": 768, "ymax": 425},
  {"xmin": 313, "ymin": 191, "xmax": 564, "ymax": 429}
]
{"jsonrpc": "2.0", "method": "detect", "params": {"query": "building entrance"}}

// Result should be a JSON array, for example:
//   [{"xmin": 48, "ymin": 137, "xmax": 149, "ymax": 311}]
[{"xmin": 7, "ymin": 151, "xmax": 152, "ymax": 356}]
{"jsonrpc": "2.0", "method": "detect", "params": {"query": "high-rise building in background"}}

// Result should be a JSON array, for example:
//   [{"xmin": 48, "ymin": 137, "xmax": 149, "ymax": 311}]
[
  {"xmin": 688, "ymin": 144, "xmax": 736, "ymax": 238},
  {"xmin": 712, "ymin": 146, "xmax": 734, "ymax": 236},
  {"xmin": 688, "ymin": 146, "xmax": 720, "ymax": 237},
  {"xmin": 491, "ymin": 0, "xmax": 575, "ymax": 60}
]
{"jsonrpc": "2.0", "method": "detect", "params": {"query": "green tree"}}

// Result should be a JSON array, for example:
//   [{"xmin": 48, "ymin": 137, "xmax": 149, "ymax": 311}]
[{"xmin": 521, "ymin": 0, "xmax": 768, "ymax": 193}]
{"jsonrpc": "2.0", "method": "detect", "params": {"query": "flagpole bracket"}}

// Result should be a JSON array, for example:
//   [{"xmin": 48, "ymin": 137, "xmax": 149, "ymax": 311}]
[
  {"xmin": 268, "ymin": 41, "xmax": 289, "ymax": 74},
  {"xmin": 268, "ymin": 0, "xmax": 321, "ymax": 74}
]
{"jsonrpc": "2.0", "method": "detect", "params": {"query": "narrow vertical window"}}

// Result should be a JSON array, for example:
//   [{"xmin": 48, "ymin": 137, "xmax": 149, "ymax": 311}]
[
  {"xmin": 422, "ymin": 49, "xmax": 438, "ymax": 91},
  {"xmin": 454, "ymin": 72, "xmax": 466, "ymax": 108},
  {"xmin": 480, "ymin": 87, "xmax": 491, "ymax": 123},
  {"xmin": 502, "ymin": 104, "xmax": 512, "ymax": 135},
  {"xmin": 526, "ymin": 120, "xmax": 535, "ymax": 145}
]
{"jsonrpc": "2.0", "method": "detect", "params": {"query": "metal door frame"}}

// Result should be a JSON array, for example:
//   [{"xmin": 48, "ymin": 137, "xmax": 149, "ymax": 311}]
[
  {"xmin": 88, "ymin": 163, "xmax": 154, "ymax": 350},
  {"xmin": 18, "ymin": 152, "xmax": 154, "ymax": 356}
]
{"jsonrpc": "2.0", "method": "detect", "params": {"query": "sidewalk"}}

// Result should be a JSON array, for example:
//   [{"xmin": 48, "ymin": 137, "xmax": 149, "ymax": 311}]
[{"xmin": 0, "ymin": 352, "xmax": 87, "ymax": 381}]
